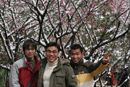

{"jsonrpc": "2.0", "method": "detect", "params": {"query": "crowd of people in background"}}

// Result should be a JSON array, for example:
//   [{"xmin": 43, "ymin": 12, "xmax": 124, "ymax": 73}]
[
  {"xmin": 105, "ymin": 64, "xmax": 129, "ymax": 87},
  {"xmin": 8, "ymin": 39, "xmax": 129, "ymax": 87},
  {"xmin": 117, "ymin": 65, "xmax": 129, "ymax": 87}
]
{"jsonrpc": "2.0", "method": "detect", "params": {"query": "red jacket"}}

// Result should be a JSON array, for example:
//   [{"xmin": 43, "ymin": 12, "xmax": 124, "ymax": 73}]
[
  {"xmin": 9, "ymin": 56, "xmax": 40, "ymax": 87},
  {"xmin": 111, "ymin": 70, "xmax": 115, "ymax": 86}
]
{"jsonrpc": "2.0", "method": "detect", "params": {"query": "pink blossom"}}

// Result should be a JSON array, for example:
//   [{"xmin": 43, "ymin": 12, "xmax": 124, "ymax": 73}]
[
  {"xmin": 54, "ymin": 5, "xmax": 57, "ymax": 8},
  {"xmin": 15, "ymin": 8, "xmax": 19, "ymax": 10},
  {"xmin": 80, "ymin": 8, "xmax": 83, "ymax": 13},
  {"xmin": 54, "ymin": 2, "xmax": 58, "ymax": 8},
  {"xmin": 69, "ymin": 22, "xmax": 74, "ymax": 25},
  {"xmin": 5, "ymin": 1, "xmax": 7, "ymax": 5},
  {"xmin": 65, "ymin": 11, "xmax": 73, "ymax": 15},
  {"xmin": 83, "ymin": 18, "xmax": 87, "ymax": 22},
  {"xmin": 76, "ymin": 17, "xmax": 80, "ymax": 22}
]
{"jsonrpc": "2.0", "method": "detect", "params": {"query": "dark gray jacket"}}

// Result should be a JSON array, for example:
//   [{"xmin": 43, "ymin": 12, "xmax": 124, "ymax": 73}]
[{"xmin": 37, "ymin": 58, "xmax": 77, "ymax": 87}]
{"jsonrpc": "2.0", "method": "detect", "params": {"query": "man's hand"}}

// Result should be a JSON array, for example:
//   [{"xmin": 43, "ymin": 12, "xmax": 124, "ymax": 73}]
[{"xmin": 102, "ymin": 52, "xmax": 111, "ymax": 64}]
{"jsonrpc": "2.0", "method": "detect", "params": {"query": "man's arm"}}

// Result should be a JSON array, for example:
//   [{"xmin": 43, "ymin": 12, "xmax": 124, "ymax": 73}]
[
  {"xmin": 90, "ymin": 52, "xmax": 111, "ymax": 76},
  {"xmin": 9, "ymin": 63, "xmax": 21, "ymax": 87}
]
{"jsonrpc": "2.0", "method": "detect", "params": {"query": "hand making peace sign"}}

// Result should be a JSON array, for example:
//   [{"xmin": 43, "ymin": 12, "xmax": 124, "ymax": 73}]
[{"xmin": 102, "ymin": 52, "xmax": 111, "ymax": 64}]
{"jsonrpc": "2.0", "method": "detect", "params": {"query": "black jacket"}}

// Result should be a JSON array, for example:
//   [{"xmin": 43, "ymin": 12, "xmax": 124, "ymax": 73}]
[{"xmin": 70, "ymin": 58, "xmax": 107, "ymax": 87}]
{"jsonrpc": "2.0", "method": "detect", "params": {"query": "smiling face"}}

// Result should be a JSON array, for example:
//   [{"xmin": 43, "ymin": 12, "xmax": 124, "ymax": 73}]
[
  {"xmin": 24, "ymin": 45, "xmax": 36, "ymax": 60},
  {"xmin": 69, "ymin": 49, "xmax": 84, "ymax": 63},
  {"xmin": 46, "ymin": 46, "xmax": 59, "ymax": 63}
]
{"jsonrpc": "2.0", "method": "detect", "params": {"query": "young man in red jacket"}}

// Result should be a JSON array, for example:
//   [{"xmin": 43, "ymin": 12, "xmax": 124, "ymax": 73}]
[{"xmin": 9, "ymin": 39, "xmax": 40, "ymax": 87}]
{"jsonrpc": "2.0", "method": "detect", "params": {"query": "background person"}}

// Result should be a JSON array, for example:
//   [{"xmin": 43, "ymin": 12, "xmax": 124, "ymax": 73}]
[
  {"xmin": 117, "ymin": 65, "xmax": 129, "ymax": 87},
  {"xmin": 105, "ymin": 64, "xmax": 116, "ymax": 87}
]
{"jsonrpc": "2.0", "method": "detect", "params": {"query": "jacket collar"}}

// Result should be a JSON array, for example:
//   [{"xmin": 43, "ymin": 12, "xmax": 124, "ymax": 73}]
[
  {"xmin": 70, "ymin": 58, "xmax": 83, "ymax": 67},
  {"xmin": 42, "ymin": 57, "xmax": 70, "ymax": 72},
  {"xmin": 53, "ymin": 58, "xmax": 70, "ymax": 72},
  {"xmin": 24, "ymin": 56, "xmax": 40, "ymax": 72},
  {"xmin": 70, "ymin": 58, "xmax": 90, "ymax": 67}
]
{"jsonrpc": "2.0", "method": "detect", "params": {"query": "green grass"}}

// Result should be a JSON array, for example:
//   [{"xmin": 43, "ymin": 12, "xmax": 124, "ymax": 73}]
[{"xmin": 0, "ymin": 69, "xmax": 7, "ymax": 87}]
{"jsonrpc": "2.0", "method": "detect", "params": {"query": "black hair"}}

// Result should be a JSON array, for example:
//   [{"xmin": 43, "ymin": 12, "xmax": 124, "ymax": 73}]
[
  {"xmin": 70, "ymin": 44, "xmax": 83, "ymax": 53},
  {"xmin": 22, "ymin": 39, "xmax": 37, "ymax": 52},
  {"xmin": 45, "ymin": 42, "xmax": 60, "ymax": 52}
]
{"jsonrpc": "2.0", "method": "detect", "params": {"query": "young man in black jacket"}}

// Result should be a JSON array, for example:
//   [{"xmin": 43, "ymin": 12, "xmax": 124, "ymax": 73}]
[{"xmin": 69, "ymin": 44, "xmax": 111, "ymax": 87}]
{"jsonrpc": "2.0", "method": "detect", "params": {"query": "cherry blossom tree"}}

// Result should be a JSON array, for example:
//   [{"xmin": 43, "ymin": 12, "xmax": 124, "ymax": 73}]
[{"xmin": 0, "ymin": 0, "xmax": 130, "ymax": 86}]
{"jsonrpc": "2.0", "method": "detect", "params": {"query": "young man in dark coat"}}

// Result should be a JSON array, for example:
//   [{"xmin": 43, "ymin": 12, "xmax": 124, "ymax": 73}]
[
  {"xmin": 37, "ymin": 42, "xmax": 77, "ymax": 87},
  {"xmin": 69, "ymin": 44, "xmax": 111, "ymax": 87}
]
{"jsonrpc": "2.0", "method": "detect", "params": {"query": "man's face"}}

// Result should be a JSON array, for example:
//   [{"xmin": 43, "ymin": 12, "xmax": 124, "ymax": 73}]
[
  {"xmin": 25, "ymin": 45, "xmax": 36, "ymax": 60},
  {"xmin": 69, "ymin": 49, "xmax": 84, "ymax": 63},
  {"xmin": 46, "ymin": 46, "xmax": 59, "ymax": 63}
]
